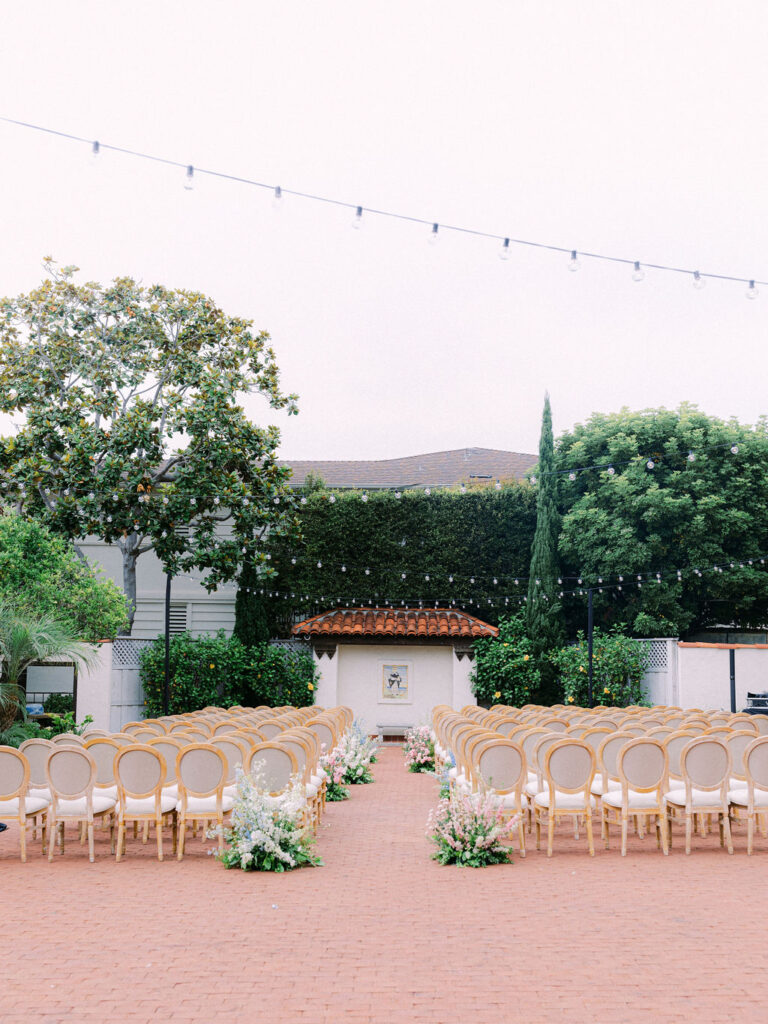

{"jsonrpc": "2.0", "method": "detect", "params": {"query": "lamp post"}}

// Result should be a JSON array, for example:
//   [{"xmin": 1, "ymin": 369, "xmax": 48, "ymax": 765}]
[
  {"xmin": 587, "ymin": 587, "xmax": 594, "ymax": 708},
  {"xmin": 163, "ymin": 573, "xmax": 172, "ymax": 716}
]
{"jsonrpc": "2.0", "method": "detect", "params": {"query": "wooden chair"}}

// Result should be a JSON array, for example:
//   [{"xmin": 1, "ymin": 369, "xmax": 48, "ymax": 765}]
[
  {"xmin": 473, "ymin": 738, "xmax": 527, "ymax": 857},
  {"xmin": 19, "ymin": 738, "xmax": 54, "ymax": 838},
  {"xmin": 664, "ymin": 737, "xmax": 733, "ymax": 855},
  {"xmin": 729, "ymin": 736, "xmax": 768, "ymax": 854},
  {"xmin": 45, "ymin": 746, "xmax": 116, "ymax": 862},
  {"xmin": 245, "ymin": 742, "xmax": 298, "ymax": 803},
  {"xmin": 533, "ymin": 739, "xmax": 596, "ymax": 857},
  {"xmin": 601, "ymin": 738, "xmax": 668, "ymax": 856},
  {"xmin": 114, "ymin": 744, "xmax": 176, "ymax": 861},
  {"xmin": 51, "ymin": 732, "xmax": 85, "ymax": 746},
  {"xmin": 0, "ymin": 746, "xmax": 49, "ymax": 861},
  {"xmin": 175, "ymin": 744, "xmax": 232, "ymax": 859}
]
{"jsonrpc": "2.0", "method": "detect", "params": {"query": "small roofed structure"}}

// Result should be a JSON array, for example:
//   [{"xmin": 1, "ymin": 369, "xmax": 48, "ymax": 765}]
[{"xmin": 293, "ymin": 608, "xmax": 497, "ymax": 735}]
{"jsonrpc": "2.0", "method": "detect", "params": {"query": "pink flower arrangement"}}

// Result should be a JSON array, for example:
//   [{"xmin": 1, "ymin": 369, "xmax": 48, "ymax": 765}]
[
  {"xmin": 403, "ymin": 725, "xmax": 435, "ymax": 773},
  {"xmin": 427, "ymin": 786, "xmax": 516, "ymax": 867}
]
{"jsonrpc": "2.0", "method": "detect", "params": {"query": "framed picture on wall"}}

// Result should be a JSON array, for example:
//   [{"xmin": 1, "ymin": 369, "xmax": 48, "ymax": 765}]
[{"xmin": 379, "ymin": 662, "xmax": 412, "ymax": 704}]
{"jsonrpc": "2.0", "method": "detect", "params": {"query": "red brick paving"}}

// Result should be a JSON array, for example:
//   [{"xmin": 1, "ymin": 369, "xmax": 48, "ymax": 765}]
[{"xmin": 2, "ymin": 747, "xmax": 767, "ymax": 1023}]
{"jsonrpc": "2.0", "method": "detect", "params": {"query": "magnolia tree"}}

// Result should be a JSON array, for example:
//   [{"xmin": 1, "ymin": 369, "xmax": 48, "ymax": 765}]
[{"xmin": 0, "ymin": 262, "xmax": 300, "ymax": 632}]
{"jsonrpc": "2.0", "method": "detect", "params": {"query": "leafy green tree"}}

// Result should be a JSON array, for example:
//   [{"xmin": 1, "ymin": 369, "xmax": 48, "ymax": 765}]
[
  {"xmin": 0, "ymin": 261, "xmax": 300, "ymax": 632},
  {"xmin": 471, "ymin": 614, "xmax": 541, "ymax": 706},
  {"xmin": 526, "ymin": 394, "xmax": 565, "ymax": 651},
  {"xmin": 0, "ymin": 512, "xmax": 128, "ymax": 641},
  {"xmin": 0, "ymin": 600, "xmax": 99, "ymax": 730},
  {"xmin": 556, "ymin": 404, "xmax": 768, "ymax": 636}
]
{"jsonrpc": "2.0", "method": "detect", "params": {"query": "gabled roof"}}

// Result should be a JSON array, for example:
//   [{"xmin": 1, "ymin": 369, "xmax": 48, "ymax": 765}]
[
  {"xmin": 281, "ymin": 447, "xmax": 536, "ymax": 489},
  {"xmin": 292, "ymin": 607, "xmax": 498, "ymax": 641}
]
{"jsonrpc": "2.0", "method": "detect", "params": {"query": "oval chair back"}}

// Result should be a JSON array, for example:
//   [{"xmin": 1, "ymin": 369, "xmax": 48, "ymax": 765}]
[
  {"xmin": 725, "ymin": 730, "xmax": 757, "ymax": 783},
  {"xmin": 0, "ymin": 745, "xmax": 30, "ymax": 802},
  {"xmin": 728, "ymin": 715, "xmax": 758, "ymax": 734},
  {"xmin": 212, "ymin": 721, "xmax": 240, "ymax": 736},
  {"xmin": 680, "ymin": 737, "xmax": 730, "ymax": 795},
  {"xmin": 663, "ymin": 730, "xmax": 697, "ymax": 784},
  {"xmin": 475, "ymin": 739, "xmax": 525, "ymax": 795},
  {"xmin": 111, "ymin": 734, "xmax": 136, "ymax": 747},
  {"xmin": 306, "ymin": 720, "xmax": 335, "ymax": 754},
  {"xmin": 51, "ymin": 732, "xmax": 85, "ymax": 746},
  {"xmin": 537, "ymin": 717, "xmax": 568, "ymax": 733},
  {"xmin": 544, "ymin": 738, "xmax": 596, "ymax": 795},
  {"xmin": 19, "ymin": 738, "xmax": 54, "ymax": 791},
  {"xmin": 493, "ymin": 716, "xmax": 521, "ymax": 737},
  {"xmin": 176, "ymin": 744, "xmax": 227, "ymax": 799},
  {"xmin": 618, "ymin": 738, "xmax": 666, "ymax": 794},
  {"xmin": 257, "ymin": 721, "xmax": 286, "ymax": 740},
  {"xmin": 748, "ymin": 714, "xmax": 768, "ymax": 735},
  {"xmin": 146, "ymin": 737, "xmax": 185, "ymax": 786},
  {"xmin": 115, "ymin": 744, "xmax": 166, "ymax": 800},
  {"xmin": 210, "ymin": 737, "xmax": 249, "ymax": 786},
  {"xmin": 245, "ymin": 742, "xmax": 298, "ymax": 796},
  {"xmin": 276, "ymin": 736, "xmax": 311, "ymax": 783},
  {"xmin": 745, "ymin": 736, "xmax": 768, "ymax": 792},
  {"xmin": 83, "ymin": 738, "xmax": 120, "ymax": 793}
]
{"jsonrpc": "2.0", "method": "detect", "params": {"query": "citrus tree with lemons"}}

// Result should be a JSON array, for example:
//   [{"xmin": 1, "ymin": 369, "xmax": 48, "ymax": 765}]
[
  {"xmin": 471, "ymin": 614, "xmax": 541, "ymax": 706},
  {"xmin": 551, "ymin": 625, "xmax": 650, "ymax": 707}
]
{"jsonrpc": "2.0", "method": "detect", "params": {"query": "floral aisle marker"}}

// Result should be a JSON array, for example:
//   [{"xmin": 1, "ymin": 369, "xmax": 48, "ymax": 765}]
[
  {"xmin": 320, "ymin": 746, "xmax": 350, "ymax": 802},
  {"xmin": 214, "ymin": 768, "xmax": 322, "ymax": 872},
  {"xmin": 427, "ymin": 785, "xmax": 516, "ymax": 868},
  {"xmin": 403, "ymin": 725, "xmax": 435, "ymax": 773},
  {"xmin": 338, "ymin": 721, "xmax": 378, "ymax": 785}
]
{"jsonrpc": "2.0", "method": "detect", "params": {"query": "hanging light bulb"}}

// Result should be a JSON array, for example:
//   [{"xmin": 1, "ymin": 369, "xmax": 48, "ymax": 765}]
[
  {"xmin": 90, "ymin": 140, "xmax": 100, "ymax": 165},
  {"xmin": 746, "ymin": 280, "xmax": 759, "ymax": 300},
  {"xmin": 429, "ymin": 223, "xmax": 439, "ymax": 245},
  {"xmin": 632, "ymin": 261, "xmax": 645, "ymax": 282},
  {"xmin": 607, "ymin": 465, "xmax": 615, "ymax": 476},
  {"xmin": 352, "ymin": 206, "xmax": 363, "ymax": 230},
  {"xmin": 568, "ymin": 250, "xmax": 580, "ymax": 272},
  {"xmin": 272, "ymin": 185, "xmax": 282, "ymax": 210},
  {"xmin": 693, "ymin": 271, "xmax": 705, "ymax": 290},
  {"xmin": 184, "ymin": 165, "xmax": 195, "ymax": 191},
  {"xmin": 730, "ymin": 444, "xmax": 739, "ymax": 454},
  {"xmin": 499, "ymin": 238, "xmax": 511, "ymax": 261},
  {"xmin": 646, "ymin": 459, "xmax": 655, "ymax": 470},
  {"xmin": 687, "ymin": 451, "xmax": 696, "ymax": 462},
  {"xmin": 569, "ymin": 472, "xmax": 576, "ymax": 481}
]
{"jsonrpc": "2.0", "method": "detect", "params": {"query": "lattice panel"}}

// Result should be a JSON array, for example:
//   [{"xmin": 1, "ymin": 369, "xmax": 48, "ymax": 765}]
[
  {"xmin": 646, "ymin": 640, "xmax": 668, "ymax": 671},
  {"xmin": 112, "ymin": 638, "xmax": 153, "ymax": 667}
]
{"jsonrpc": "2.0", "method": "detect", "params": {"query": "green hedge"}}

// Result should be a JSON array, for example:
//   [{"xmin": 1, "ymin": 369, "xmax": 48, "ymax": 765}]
[
  {"xmin": 266, "ymin": 485, "xmax": 537, "ymax": 634},
  {"xmin": 140, "ymin": 632, "xmax": 318, "ymax": 716}
]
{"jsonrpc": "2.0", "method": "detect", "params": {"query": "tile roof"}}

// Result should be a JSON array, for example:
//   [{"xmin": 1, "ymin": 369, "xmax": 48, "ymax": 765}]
[
  {"xmin": 292, "ymin": 607, "xmax": 498, "ymax": 641},
  {"xmin": 281, "ymin": 447, "xmax": 536, "ymax": 489}
]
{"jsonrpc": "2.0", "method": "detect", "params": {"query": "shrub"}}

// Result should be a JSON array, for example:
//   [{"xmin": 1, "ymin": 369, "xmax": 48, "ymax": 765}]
[
  {"xmin": 43, "ymin": 693, "xmax": 74, "ymax": 715},
  {"xmin": 471, "ymin": 614, "xmax": 541, "ymax": 706},
  {"xmin": 551, "ymin": 625, "xmax": 650, "ymax": 707},
  {"xmin": 140, "ymin": 632, "xmax": 318, "ymax": 715},
  {"xmin": 427, "ymin": 786, "xmax": 514, "ymax": 867}
]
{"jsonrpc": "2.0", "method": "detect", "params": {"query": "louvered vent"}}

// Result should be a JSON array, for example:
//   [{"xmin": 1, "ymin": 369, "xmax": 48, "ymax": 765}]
[{"xmin": 168, "ymin": 604, "xmax": 188, "ymax": 634}]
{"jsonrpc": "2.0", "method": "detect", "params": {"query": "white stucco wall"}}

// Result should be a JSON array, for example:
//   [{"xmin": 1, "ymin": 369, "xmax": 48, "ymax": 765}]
[
  {"xmin": 677, "ymin": 645, "xmax": 768, "ymax": 711},
  {"xmin": 335, "ymin": 644, "xmax": 463, "ymax": 731},
  {"xmin": 75, "ymin": 641, "xmax": 113, "ymax": 730}
]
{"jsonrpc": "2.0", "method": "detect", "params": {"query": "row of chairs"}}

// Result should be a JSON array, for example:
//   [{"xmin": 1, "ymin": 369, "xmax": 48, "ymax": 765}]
[
  {"xmin": 432, "ymin": 703, "xmax": 768, "ymax": 857},
  {"xmin": 0, "ymin": 703, "xmax": 353, "ymax": 862}
]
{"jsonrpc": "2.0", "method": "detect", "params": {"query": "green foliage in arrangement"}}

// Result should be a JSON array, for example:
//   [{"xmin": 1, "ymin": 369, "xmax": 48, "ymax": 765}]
[
  {"xmin": 0, "ymin": 513, "xmax": 128, "ymax": 642},
  {"xmin": 140, "ymin": 631, "xmax": 318, "ymax": 715},
  {"xmin": 0, "ymin": 261, "xmax": 300, "ymax": 633},
  {"xmin": 550, "ymin": 625, "xmax": 651, "ymax": 707},
  {"xmin": 556, "ymin": 405, "xmax": 768, "ymax": 637},
  {"xmin": 471, "ymin": 614, "xmax": 541, "ymax": 706},
  {"xmin": 265, "ymin": 484, "xmax": 537, "ymax": 634}
]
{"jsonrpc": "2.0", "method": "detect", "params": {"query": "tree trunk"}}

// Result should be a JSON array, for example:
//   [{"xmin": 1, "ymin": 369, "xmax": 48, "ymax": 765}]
[{"xmin": 119, "ymin": 534, "xmax": 140, "ymax": 635}]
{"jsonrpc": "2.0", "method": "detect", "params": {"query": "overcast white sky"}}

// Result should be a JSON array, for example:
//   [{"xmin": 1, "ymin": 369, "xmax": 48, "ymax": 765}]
[{"xmin": 1, "ymin": 2, "xmax": 766, "ymax": 460}]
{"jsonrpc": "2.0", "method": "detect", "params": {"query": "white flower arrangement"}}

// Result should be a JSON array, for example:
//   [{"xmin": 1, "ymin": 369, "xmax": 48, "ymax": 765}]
[{"xmin": 214, "ymin": 764, "xmax": 322, "ymax": 872}]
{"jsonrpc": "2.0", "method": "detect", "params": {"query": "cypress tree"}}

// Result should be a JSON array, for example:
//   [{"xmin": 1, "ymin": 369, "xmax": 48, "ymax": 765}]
[
  {"xmin": 526, "ymin": 394, "xmax": 565, "ymax": 656},
  {"xmin": 233, "ymin": 555, "xmax": 271, "ymax": 647}
]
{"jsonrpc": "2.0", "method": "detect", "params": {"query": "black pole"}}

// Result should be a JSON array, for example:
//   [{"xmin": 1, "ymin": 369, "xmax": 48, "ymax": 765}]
[
  {"xmin": 729, "ymin": 647, "xmax": 736, "ymax": 713},
  {"xmin": 163, "ymin": 572, "xmax": 172, "ymax": 716},
  {"xmin": 593, "ymin": 589, "xmax": 598, "ymax": 708}
]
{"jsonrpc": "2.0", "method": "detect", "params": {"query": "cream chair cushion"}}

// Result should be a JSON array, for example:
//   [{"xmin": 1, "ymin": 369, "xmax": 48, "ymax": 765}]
[
  {"xmin": 124, "ymin": 793, "xmax": 177, "ymax": 815},
  {"xmin": 179, "ymin": 794, "xmax": 235, "ymax": 814},
  {"xmin": 664, "ymin": 788, "xmax": 727, "ymax": 808},
  {"xmin": 602, "ymin": 789, "xmax": 662, "ymax": 810},
  {"xmin": 728, "ymin": 787, "xmax": 768, "ymax": 807},
  {"xmin": 533, "ymin": 791, "xmax": 597, "ymax": 811},
  {"xmin": 56, "ymin": 794, "xmax": 116, "ymax": 815},
  {"xmin": 0, "ymin": 795, "xmax": 50, "ymax": 816}
]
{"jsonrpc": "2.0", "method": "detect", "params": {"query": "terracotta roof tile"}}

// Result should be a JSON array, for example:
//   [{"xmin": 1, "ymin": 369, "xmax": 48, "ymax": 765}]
[
  {"xmin": 281, "ymin": 447, "xmax": 536, "ymax": 489},
  {"xmin": 292, "ymin": 607, "xmax": 498, "ymax": 641}
]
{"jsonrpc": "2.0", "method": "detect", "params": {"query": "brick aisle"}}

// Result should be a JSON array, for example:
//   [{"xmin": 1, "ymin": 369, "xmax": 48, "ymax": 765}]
[{"xmin": 2, "ymin": 746, "xmax": 767, "ymax": 1023}]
